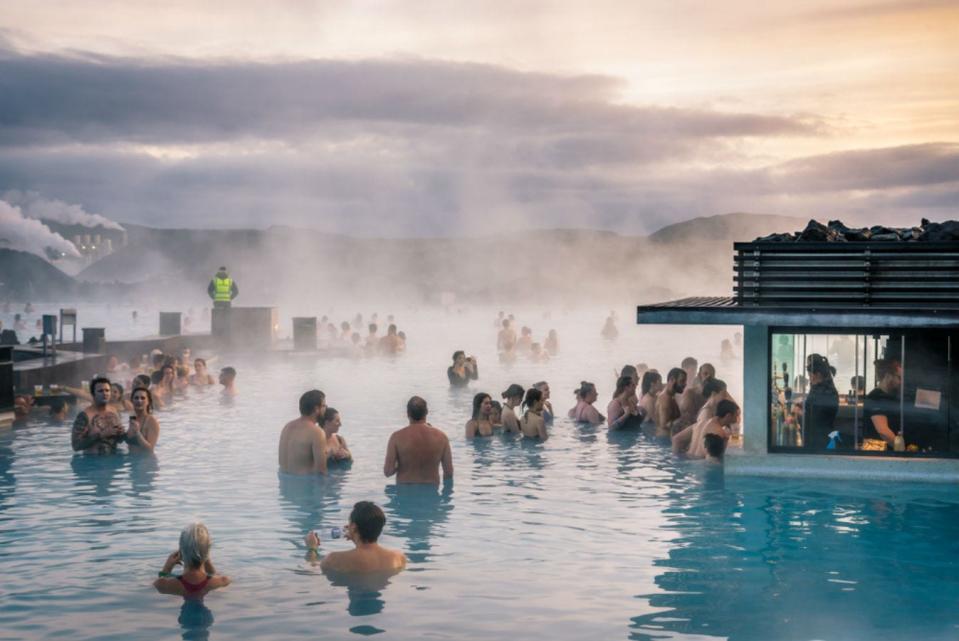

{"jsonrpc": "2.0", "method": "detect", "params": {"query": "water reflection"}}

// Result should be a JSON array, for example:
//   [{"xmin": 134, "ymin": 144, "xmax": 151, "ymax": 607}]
[
  {"xmin": 70, "ymin": 453, "xmax": 126, "ymax": 498},
  {"xmin": 628, "ymin": 476, "xmax": 959, "ymax": 641},
  {"xmin": 278, "ymin": 469, "xmax": 348, "ymax": 538},
  {"xmin": 383, "ymin": 482, "xmax": 453, "ymax": 564},
  {"xmin": 129, "ymin": 453, "xmax": 159, "ymax": 496},
  {"xmin": 0, "ymin": 428, "xmax": 15, "ymax": 513},
  {"xmin": 178, "ymin": 599, "xmax": 214, "ymax": 641},
  {"xmin": 324, "ymin": 569, "xmax": 396, "ymax": 618}
]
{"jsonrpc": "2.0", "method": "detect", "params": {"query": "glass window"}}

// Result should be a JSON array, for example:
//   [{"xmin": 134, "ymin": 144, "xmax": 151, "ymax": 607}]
[{"xmin": 769, "ymin": 331, "xmax": 956, "ymax": 456}]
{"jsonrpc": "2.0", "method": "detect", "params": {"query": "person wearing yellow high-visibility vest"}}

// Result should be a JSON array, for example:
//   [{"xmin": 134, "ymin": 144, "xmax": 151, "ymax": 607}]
[{"xmin": 207, "ymin": 266, "xmax": 239, "ymax": 308}]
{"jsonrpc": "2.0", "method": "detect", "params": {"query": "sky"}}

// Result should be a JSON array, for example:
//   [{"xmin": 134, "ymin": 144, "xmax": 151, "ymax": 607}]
[{"xmin": 0, "ymin": 0, "xmax": 957, "ymax": 236}]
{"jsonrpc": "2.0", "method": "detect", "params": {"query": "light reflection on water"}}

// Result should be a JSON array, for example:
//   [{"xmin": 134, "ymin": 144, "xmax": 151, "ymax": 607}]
[{"xmin": 1, "ymin": 308, "xmax": 958, "ymax": 640}]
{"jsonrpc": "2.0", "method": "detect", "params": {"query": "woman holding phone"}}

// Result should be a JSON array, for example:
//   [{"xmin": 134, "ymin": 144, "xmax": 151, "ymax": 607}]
[{"xmin": 127, "ymin": 387, "xmax": 160, "ymax": 453}]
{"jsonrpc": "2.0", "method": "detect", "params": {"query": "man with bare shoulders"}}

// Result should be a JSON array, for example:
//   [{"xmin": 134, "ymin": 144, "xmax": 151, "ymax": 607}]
[
  {"xmin": 678, "ymin": 361, "xmax": 713, "ymax": 427},
  {"xmin": 278, "ymin": 390, "xmax": 328, "ymax": 475},
  {"xmin": 655, "ymin": 368, "xmax": 687, "ymax": 438},
  {"xmin": 384, "ymin": 396, "xmax": 453, "ymax": 484},
  {"xmin": 378, "ymin": 324, "xmax": 404, "ymax": 355},
  {"xmin": 305, "ymin": 501, "xmax": 406, "ymax": 574},
  {"xmin": 71, "ymin": 377, "xmax": 126, "ymax": 454}
]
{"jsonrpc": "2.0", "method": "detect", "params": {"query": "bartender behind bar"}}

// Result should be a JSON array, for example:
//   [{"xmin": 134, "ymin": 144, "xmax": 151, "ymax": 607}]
[{"xmin": 863, "ymin": 359, "xmax": 902, "ymax": 448}]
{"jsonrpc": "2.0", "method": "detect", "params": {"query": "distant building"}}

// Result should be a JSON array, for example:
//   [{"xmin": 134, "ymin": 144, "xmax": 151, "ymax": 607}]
[
  {"xmin": 41, "ymin": 221, "xmax": 126, "ymax": 264},
  {"xmin": 637, "ymin": 228, "xmax": 959, "ymax": 483}
]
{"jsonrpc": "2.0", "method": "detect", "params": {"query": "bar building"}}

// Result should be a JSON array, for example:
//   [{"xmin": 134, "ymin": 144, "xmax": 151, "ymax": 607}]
[{"xmin": 637, "ymin": 222, "xmax": 959, "ymax": 482}]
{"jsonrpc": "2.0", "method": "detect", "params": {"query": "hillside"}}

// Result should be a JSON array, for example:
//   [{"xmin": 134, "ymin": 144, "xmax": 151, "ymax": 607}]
[
  {"xmin": 648, "ymin": 213, "xmax": 806, "ymax": 244},
  {"xmin": 74, "ymin": 213, "xmax": 802, "ymax": 305},
  {"xmin": 0, "ymin": 248, "xmax": 78, "ymax": 300}
]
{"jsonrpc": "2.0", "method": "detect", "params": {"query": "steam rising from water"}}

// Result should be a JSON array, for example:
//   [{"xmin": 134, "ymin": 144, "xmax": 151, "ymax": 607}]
[
  {"xmin": 0, "ymin": 199, "xmax": 80, "ymax": 259},
  {"xmin": 2, "ymin": 190, "xmax": 124, "ymax": 230}
]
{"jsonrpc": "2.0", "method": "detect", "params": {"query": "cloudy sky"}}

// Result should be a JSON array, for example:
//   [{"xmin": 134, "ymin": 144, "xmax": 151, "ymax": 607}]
[{"xmin": 0, "ymin": 0, "xmax": 957, "ymax": 235}]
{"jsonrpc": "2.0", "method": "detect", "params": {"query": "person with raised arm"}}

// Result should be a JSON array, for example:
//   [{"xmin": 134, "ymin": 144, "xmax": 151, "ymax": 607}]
[
  {"xmin": 154, "ymin": 523, "xmax": 231, "ymax": 597},
  {"xmin": 305, "ymin": 502, "xmax": 406, "ymax": 573}
]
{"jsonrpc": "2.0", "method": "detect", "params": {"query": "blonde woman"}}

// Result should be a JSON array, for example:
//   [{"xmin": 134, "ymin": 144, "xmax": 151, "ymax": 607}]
[{"xmin": 154, "ymin": 523, "xmax": 231, "ymax": 598}]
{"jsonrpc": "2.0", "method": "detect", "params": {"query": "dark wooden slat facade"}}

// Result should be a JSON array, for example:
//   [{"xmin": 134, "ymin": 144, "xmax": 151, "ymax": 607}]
[{"xmin": 733, "ymin": 241, "xmax": 959, "ymax": 308}]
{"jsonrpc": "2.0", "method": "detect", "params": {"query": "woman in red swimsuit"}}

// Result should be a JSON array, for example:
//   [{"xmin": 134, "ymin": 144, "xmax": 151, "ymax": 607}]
[{"xmin": 153, "ymin": 523, "xmax": 231, "ymax": 598}]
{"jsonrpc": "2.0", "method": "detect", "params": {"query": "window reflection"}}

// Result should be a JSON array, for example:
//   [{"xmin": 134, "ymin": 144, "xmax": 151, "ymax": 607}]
[{"xmin": 770, "ymin": 331, "xmax": 955, "ymax": 456}]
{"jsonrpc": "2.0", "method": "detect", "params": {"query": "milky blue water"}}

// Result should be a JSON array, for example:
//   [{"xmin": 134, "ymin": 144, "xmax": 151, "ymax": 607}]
[{"xmin": 2, "ymin": 308, "xmax": 958, "ymax": 640}]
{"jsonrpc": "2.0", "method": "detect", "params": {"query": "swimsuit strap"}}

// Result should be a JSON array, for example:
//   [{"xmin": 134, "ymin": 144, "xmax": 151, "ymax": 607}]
[{"xmin": 177, "ymin": 574, "xmax": 210, "ymax": 594}]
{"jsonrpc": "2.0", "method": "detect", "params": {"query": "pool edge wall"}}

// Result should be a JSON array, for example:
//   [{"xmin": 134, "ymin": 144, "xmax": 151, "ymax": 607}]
[{"xmin": 725, "ymin": 451, "xmax": 959, "ymax": 483}]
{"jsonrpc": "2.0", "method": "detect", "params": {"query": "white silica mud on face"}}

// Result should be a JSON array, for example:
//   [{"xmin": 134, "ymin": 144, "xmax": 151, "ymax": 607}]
[{"xmin": 3, "ymin": 306, "xmax": 958, "ymax": 641}]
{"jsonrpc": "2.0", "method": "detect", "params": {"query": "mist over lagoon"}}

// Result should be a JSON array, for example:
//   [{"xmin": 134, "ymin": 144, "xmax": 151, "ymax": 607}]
[{"xmin": 3, "ymin": 2, "xmax": 959, "ymax": 640}]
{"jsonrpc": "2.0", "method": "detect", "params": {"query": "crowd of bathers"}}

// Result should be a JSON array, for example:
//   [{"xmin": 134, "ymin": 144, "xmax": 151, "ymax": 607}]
[
  {"xmin": 319, "ymin": 312, "xmax": 407, "ymax": 357},
  {"xmin": 457, "ymin": 356, "xmax": 739, "ymax": 463},
  {"xmin": 10, "ymin": 307, "xmax": 739, "ymax": 602}
]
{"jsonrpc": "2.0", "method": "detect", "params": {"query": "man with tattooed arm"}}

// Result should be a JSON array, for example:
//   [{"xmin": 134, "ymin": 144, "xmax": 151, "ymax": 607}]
[{"xmin": 71, "ymin": 377, "xmax": 127, "ymax": 454}]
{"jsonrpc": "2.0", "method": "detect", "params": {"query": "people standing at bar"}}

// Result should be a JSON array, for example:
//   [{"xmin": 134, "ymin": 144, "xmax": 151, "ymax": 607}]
[{"xmin": 863, "ymin": 359, "xmax": 903, "ymax": 448}]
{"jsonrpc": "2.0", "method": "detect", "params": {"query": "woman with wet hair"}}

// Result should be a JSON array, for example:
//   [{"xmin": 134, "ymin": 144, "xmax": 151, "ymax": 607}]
[
  {"xmin": 320, "ymin": 407, "xmax": 352, "ymax": 461},
  {"xmin": 110, "ymin": 382, "xmax": 133, "ymax": 413},
  {"xmin": 465, "ymin": 393, "xmax": 495, "ymax": 439},
  {"xmin": 127, "ymin": 387, "xmax": 160, "ymax": 453},
  {"xmin": 520, "ymin": 388, "xmax": 548, "ymax": 440},
  {"xmin": 607, "ymin": 375, "xmax": 643, "ymax": 430},
  {"xmin": 154, "ymin": 522, "xmax": 231, "ymax": 597},
  {"xmin": 567, "ymin": 382, "xmax": 604, "ymax": 425},
  {"xmin": 500, "ymin": 384, "xmax": 525, "ymax": 433}
]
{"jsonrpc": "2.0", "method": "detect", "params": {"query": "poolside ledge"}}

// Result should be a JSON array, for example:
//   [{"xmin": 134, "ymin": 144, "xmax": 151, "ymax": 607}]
[{"xmin": 725, "ymin": 449, "xmax": 959, "ymax": 483}]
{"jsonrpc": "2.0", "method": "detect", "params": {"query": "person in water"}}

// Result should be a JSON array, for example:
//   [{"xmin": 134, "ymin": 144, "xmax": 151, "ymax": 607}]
[
  {"xmin": 703, "ymin": 432, "xmax": 727, "ymax": 464},
  {"xmin": 601, "ymin": 315, "xmax": 618, "ymax": 340},
  {"xmin": 190, "ymin": 358, "xmax": 215, "ymax": 386},
  {"xmin": 639, "ymin": 370, "xmax": 663, "ymax": 420},
  {"xmin": 654, "ymin": 368, "xmax": 687, "ymax": 438},
  {"xmin": 305, "ymin": 501, "xmax": 407, "ymax": 573},
  {"xmin": 678, "ymin": 361, "xmax": 714, "ymax": 427},
  {"xmin": 384, "ymin": 396, "xmax": 453, "ymax": 484},
  {"xmin": 154, "ymin": 522, "xmax": 231, "ymax": 597},
  {"xmin": 447, "ymin": 351, "xmax": 478, "ymax": 387},
  {"xmin": 110, "ymin": 382, "xmax": 134, "ymax": 413},
  {"xmin": 529, "ymin": 342, "xmax": 549, "ymax": 363},
  {"xmin": 544, "ymin": 329, "xmax": 559, "ymax": 355},
  {"xmin": 47, "ymin": 397, "xmax": 70, "ymax": 425},
  {"xmin": 219, "ymin": 366, "xmax": 237, "ymax": 397},
  {"xmin": 127, "ymin": 387, "xmax": 160, "ymax": 453},
  {"xmin": 497, "ymin": 319, "xmax": 516, "ymax": 353},
  {"xmin": 520, "ymin": 388, "xmax": 548, "ymax": 440},
  {"xmin": 378, "ymin": 324, "xmax": 404, "ymax": 355},
  {"xmin": 72, "ymin": 377, "xmax": 126, "ymax": 454},
  {"xmin": 500, "ymin": 383, "xmax": 525, "ymax": 433},
  {"xmin": 533, "ymin": 381, "xmax": 553, "ymax": 424},
  {"xmin": 673, "ymin": 384, "xmax": 735, "ymax": 458},
  {"xmin": 607, "ymin": 375, "xmax": 643, "ymax": 430},
  {"xmin": 567, "ymin": 381, "xmax": 605, "ymax": 425},
  {"xmin": 489, "ymin": 400, "xmax": 504, "ymax": 427},
  {"xmin": 278, "ymin": 390, "xmax": 328, "ymax": 475},
  {"xmin": 320, "ymin": 407, "xmax": 352, "ymax": 462},
  {"xmin": 465, "ymin": 393, "xmax": 496, "ymax": 439}
]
